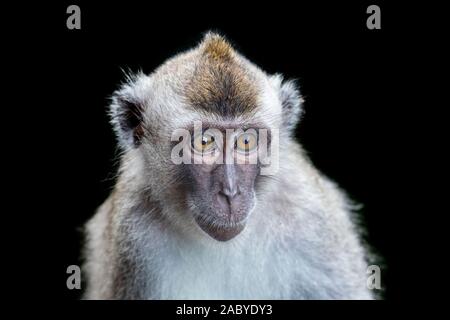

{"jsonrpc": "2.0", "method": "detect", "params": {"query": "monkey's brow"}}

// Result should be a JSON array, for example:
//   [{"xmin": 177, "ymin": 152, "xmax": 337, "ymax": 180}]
[{"xmin": 182, "ymin": 122, "xmax": 270, "ymax": 133}]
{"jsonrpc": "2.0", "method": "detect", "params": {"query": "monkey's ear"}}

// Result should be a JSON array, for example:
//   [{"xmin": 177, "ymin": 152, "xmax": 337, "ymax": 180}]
[
  {"xmin": 109, "ymin": 92, "xmax": 145, "ymax": 149},
  {"xmin": 275, "ymin": 76, "xmax": 304, "ymax": 134}
]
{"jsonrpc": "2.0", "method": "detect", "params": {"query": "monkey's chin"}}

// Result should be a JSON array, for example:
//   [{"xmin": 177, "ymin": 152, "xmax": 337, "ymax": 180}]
[{"xmin": 195, "ymin": 218, "xmax": 245, "ymax": 242}]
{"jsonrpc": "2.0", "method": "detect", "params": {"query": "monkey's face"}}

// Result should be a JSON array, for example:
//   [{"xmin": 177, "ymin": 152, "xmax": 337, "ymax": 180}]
[
  {"xmin": 109, "ymin": 33, "xmax": 303, "ymax": 241},
  {"xmin": 182, "ymin": 128, "xmax": 261, "ymax": 241}
]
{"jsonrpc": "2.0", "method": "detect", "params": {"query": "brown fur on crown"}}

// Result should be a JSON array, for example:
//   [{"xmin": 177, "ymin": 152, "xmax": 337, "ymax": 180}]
[
  {"xmin": 184, "ymin": 32, "xmax": 258, "ymax": 117},
  {"xmin": 201, "ymin": 33, "xmax": 234, "ymax": 61}
]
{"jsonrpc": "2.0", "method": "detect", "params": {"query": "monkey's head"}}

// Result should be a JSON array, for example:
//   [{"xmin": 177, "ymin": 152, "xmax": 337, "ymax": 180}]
[{"xmin": 109, "ymin": 32, "xmax": 303, "ymax": 241}]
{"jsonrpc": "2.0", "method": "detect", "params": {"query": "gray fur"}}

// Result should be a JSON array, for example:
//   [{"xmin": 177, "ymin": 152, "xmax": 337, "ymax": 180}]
[{"xmin": 83, "ymin": 32, "xmax": 374, "ymax": 300}]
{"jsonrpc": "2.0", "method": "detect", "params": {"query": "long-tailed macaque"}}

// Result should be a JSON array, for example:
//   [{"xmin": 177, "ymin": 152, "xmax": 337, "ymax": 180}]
[{"xmin": 83, "ymin": 32, "xmax": 375, "ymax": 299}]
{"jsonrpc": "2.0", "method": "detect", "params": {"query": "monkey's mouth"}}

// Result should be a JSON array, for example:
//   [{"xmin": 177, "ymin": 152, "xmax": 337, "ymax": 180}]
[{"xmin": 194, "ymin": 216, "xmax": 245, "ymax": 241}]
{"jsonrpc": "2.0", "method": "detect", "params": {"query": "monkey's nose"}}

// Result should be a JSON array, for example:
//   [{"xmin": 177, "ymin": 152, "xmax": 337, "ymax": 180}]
[
  {"xmin": 221, "ymin": 165, "xmax": 239, "ymax": 201},
  {"xmin": 217, "ymin": 188, "xmax": 240, "ymax": 216},
  {"xmin": 217, "ymin": 190, "xmax": 237, "ymax": 208},
  {"xmin": 221, "ymin": 186, "xmax": 239, "ymax": 200}
]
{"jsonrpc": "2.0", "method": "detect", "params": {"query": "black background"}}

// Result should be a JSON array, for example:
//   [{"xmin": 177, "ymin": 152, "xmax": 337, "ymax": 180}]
[{"xmin": 7, "ymin": 1, "xmax": 431, "ymax": 304}]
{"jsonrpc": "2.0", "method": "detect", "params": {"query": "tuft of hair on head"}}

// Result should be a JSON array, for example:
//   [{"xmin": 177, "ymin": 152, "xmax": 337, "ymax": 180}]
[
  {"xmin": 183, "ymin": 31, "xmax": 258, "ymax": 117},
  {"xmin": 199, "ymin": 32, "xmax": 235, "ymax": 62}
]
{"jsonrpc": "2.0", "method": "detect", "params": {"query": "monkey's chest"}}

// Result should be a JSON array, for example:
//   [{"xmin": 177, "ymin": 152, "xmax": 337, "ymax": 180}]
[{"xmin": 148, "ymin": 245, "xmax": 293, "ymax": 299}]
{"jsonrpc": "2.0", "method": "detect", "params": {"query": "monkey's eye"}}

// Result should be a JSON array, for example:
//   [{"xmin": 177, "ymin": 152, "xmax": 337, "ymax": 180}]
[
  {"xmin": 235, "ymin": 132, "xmax": 258, "ymax": 154},
  {"xmin": 192, "ymin": 133, "xmax": 216, "ymax": 154}
]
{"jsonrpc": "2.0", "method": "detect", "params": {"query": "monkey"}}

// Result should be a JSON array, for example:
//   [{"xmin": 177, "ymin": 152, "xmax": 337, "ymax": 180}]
[{"xmin": 82, "ymin": 32, "xmax": 375, "ymax": 300}]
